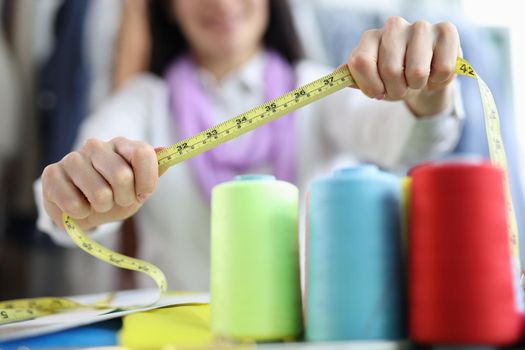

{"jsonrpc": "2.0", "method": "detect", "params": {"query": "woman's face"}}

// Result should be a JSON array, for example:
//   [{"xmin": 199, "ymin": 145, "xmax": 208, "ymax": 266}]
[{"xmin": 172, "ymin": 0, "xmax": 269, "ymax": 61}]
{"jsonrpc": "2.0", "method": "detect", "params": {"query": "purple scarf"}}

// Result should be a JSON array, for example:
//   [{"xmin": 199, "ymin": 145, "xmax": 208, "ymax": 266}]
[{"xmin": 165, "ymin": 51, "xmax": 296, "ymax": 199}]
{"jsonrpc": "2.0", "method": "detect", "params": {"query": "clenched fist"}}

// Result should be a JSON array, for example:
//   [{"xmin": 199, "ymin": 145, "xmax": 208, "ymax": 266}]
[
  {"xmin": 42, "ymin": 137, "xmax": 159, "ymax": 230},
  {"xmin": 346, "ymin": 17, "xmax": 461, "ymax": 116}
]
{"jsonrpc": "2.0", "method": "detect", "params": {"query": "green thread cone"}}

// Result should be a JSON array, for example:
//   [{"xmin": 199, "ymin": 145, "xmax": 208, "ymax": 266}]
[{"xmin": 210, "ymin": 175, "xmax": 302, "ymax": 341}]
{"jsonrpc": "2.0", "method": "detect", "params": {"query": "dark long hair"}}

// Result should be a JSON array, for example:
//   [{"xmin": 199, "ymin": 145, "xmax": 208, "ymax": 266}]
[{"xmin": 148, "ymin": 0, "xmax": 304, "ymax": 76}]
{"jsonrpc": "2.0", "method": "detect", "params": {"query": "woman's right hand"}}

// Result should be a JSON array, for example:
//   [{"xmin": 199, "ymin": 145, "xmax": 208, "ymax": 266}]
[{"xmin": 42, "ymin": 137, "xmax": 159, "ymax": 231}]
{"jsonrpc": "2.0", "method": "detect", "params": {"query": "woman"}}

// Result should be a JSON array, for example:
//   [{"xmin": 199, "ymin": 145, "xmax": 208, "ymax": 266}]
[{"xmin": 35, "ymin": 0, "xmax": 463, "ymax": 291}]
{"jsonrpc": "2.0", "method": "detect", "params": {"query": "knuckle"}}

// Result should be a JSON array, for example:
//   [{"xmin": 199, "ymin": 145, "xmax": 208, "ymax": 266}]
[
  {"xmin": 134, "ymin": 142, "xmax": 155, "ymax": 158},
  {"xmin": 348, "ymin": 52, "xmax": 372, "ymax": 72},
  {"xmin": 42, "ymin": 164, "xmax": 61, "ymax": 183},
  {"xmin": 432, "ymin": 61, "xmax": 453, "ymax": 78},
  {"xmin": 113, "ymin": 166, "xmax": 134, "ymax": 187},
  {"xmin": 380, "ymin": 63, "xmax": 403, "ymax": 79},
  {"xmin": 406, "ymin": 66, "xmax": 429, "ymax": 82},
  {"xmin": 435, "ymin": 21, "xmax": 457, "ymax": 36},
  {"xmin": 42, "ymin": 166, "xmax": 65, "ymax": 203},
  {"xmin": 385, "ymin": 16, "xmax": 407, "ymax": 29},
  {"xmin": 62, "ymin": 151, "xmax": 84, "ymax": 167},
  {"xmin": 131, "ymin": 142, "xmax": 157, "ymax": 167},
  {"xmin": 64, "ymin": 198, "xmax": 88, "ymax": 218},
  {"xmin": 42, "ymin": 182, "xmax": 57, "ymax": 203},
  {"xmin": 110, "ymin": 136, "xmax": 128, "ymax": 146},
  {"xmin": 361, "ymin": 28, "xmax": 380, "ymax": 40},
  {"xmin": 82, "ymin": 138, "xmax": 104, "ymax": 153},
  {"xmin": 91, "ymin": 187, "xmax": 113, "ymax": 209},
  {"xmin": 412, "ymin": 20, "xmax": 431, "ymax": 33}
]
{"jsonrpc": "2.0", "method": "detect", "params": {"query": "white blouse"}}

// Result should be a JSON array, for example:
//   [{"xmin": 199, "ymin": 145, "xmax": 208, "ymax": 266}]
[{"xmin": 34, "ymin": 54, "xmax": 463, "ymax": 292}]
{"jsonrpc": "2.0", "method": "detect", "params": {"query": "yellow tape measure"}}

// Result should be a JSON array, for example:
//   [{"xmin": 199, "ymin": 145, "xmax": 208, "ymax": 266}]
[
  {"xmin": 63, "ymin": 214, "xmax": 168, "ymax": 294},
  {"xmin": 0, "ymin": 57, "xmax": 519, "ymax": 326},
  {"xmin": 453, "ymin": 58, "xmax": 520, "ymax": 266},
  {"xmin": 156, "ymin": 64, "xmax": 353, "ymax": 173},
  {"xmin": 0, "ymin": 296, "xmax": 111, "ymax": 325}
]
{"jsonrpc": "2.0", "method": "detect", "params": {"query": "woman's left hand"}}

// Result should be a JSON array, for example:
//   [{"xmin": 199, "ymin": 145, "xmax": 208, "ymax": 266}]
[{"xmin": 346, "ymin": 17, "xmax": 461, "ymax": 117}]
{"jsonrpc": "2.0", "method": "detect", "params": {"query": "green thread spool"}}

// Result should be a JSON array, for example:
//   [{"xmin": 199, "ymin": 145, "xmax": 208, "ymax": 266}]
[{"xmin": 210, "ymin": 174, "xmax": 302, "ymax": 341}]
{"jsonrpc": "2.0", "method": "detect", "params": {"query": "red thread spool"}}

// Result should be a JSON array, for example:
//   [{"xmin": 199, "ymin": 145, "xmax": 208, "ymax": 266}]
[{"xmin": 409, "ymin": 161, "xmax": 520, "ymax": 345}]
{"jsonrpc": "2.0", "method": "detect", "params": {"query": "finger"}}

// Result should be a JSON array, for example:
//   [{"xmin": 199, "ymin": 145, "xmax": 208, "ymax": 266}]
[
  {"xmin": 405, "ymin": 20, "xmax": 434, "ymax": 90},
  {"xmin": 60, "ymin": 151, "xmax": 114, "ymax": 213},
  {"xmin": 82, "ymin": 138, "xmax": 137, "ymax": 207},
  {"xmin": 42, "ymin": 163, "xmax": 91, "ymax": 219},
  {"xmin": 347, "ymin": 29, "xmax": 385, "ymax": 98},
  {"xmin": 378, "ymin": 16, "xmax": 410, "ymax": 100},
  {"xmin": 429, "ymin": 22, "xmax": 459, "ymax": 89},
  {"xmin": 112, "ymin": 137, "xmax": 159, "ymax": 202},
  {"xmin": 43, "ymin": 198, "xmax": 69, "ymax": 229}
]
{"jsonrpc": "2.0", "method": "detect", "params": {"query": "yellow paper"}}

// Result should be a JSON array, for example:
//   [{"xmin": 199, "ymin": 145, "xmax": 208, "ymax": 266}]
[{"xmin": 118, "ymin": 304, "xmax": 212, "ymax": 349}]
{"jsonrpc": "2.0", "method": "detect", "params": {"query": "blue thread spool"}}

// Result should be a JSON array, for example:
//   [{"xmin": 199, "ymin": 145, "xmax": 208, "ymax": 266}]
[{"xmin": 306, "ymin": 165, "xmax": 405, "ymax": 341}]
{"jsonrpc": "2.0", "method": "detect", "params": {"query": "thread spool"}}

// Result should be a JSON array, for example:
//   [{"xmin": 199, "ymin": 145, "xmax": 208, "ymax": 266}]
[
  {"xmin": 306, "ymin": 165, "xmax": 406, "ymax": 341},
  {"xmin": 210, "ymin": 174, "xmax": 302, "ymax": 341},
  {"xmin": 409, "ymin": 161, "xmax": 520, "ymax": 345},
  {"xmin": 401, "ymin": 176, "xmax": 412, "ymax": 246}
]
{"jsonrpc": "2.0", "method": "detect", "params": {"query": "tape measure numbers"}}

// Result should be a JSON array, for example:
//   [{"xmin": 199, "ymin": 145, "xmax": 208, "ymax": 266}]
[
  {"xmin": 156, "ymin": 66, "xmax": 354, "ymax": 173},
  {"xmin": 0, "ymin": 57, "xmax": 518, "ymax": 326}
]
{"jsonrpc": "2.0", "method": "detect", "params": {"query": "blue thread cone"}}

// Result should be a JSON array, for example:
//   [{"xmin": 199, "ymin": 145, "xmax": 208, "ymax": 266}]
[{"xmin": 306, "ymin": 165, "xmax": 406, "ymax": 341}]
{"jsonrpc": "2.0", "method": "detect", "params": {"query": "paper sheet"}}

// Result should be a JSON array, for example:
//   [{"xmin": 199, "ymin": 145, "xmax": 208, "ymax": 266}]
[{"xmin": 0, "ymin": 289, "xmax": 209, "ymax": 342}]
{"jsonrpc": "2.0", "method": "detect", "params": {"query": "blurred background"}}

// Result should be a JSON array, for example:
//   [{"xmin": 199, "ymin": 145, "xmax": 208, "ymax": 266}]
[{"xmin": 0, "ymin": 0, "xmax": 523, "ymax": 299}]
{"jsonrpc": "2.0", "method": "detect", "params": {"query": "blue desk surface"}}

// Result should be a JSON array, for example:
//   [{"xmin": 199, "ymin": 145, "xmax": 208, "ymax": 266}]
[{"xmin": 0, "ymin": 319, "xmax": 120, "ymax": 349}]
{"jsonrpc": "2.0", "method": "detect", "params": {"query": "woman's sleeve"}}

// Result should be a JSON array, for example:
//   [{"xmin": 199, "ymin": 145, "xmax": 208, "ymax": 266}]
[
  {"xmin": 314, "ymin": 68, "xmax": 464, "ymax": 171},
  {"xmin": 34, "ymin": 75, "xmax": 161, "ymax": 246}
]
